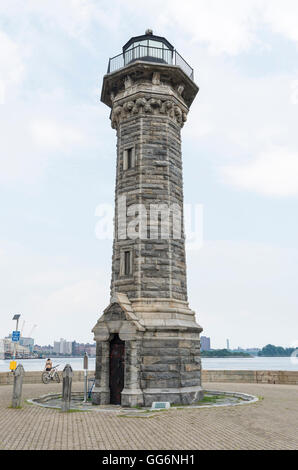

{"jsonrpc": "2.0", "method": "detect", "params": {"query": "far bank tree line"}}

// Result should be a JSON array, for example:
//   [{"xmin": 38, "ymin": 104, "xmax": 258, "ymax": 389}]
[
  {"xmin": 257, "ymin": 344, "xmax": 296, "ymax": 357},
  {"xmin": 201, "ymin": 344, "xmax": 296, "ymax": 358}
]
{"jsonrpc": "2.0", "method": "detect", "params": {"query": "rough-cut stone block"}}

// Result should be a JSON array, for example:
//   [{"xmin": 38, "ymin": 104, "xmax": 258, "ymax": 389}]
[{"xmin": 92, "ymin": 48, "xmax": 203, "ymax": 407}]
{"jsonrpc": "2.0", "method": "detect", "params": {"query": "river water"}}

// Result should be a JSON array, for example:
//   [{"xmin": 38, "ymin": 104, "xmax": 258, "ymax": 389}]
[{"xmin": 0, "ymin": 356, "xmax": 297, "ymax": 373}]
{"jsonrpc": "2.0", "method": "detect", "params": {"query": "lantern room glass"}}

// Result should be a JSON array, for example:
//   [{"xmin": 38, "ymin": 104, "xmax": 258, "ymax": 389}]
[{"xmin": 123, "ymin": 37, "xmax": 173, "ymax": 66}]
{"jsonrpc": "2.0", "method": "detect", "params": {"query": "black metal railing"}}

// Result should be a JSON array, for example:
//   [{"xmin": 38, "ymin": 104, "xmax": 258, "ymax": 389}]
[{"xmin": 107, "ymin": 44, "xmax": 194, "ymax": 80}]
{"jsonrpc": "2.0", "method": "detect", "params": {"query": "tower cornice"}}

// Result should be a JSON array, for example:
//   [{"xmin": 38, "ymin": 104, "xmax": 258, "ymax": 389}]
[
  {"xmin": 101, "ymin": 61, "xmax": 199, "ymax": 110},
  {"xmin": 110, "ymin": 93, "xmax": 189, "ymax": 129}
]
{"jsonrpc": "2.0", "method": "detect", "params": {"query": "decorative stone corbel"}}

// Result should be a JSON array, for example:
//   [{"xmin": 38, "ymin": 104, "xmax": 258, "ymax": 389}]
[
  {"xmin": 124, "ymin": 75, "xmax": 133, "ymax": 89},
  {"xmin": 110, "ymin": 96, "xmax": 188, "ymax": 128},
  {"xmin": 177, "ymin": 84, "xmax": 185, "ymax": 95},
  {"xmin": 152, "ymin": 72, "xmax": 160, "ymax": 85}
]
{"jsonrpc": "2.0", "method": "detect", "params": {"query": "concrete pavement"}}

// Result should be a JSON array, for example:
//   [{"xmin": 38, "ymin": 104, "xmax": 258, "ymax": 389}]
[{"xmin": 0, "ymin": 381, "xmax": 297, "ymax": 450}]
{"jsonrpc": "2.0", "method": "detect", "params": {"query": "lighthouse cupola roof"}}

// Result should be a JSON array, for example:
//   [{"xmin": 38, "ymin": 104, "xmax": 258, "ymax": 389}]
[
  {"xmin": 122, "ymin": 29, "xmax": 174, "ymax": 67},
  {"xmin": 106, "ymin": 30, "xmax": 194, "ymax": 81},
  {"xmin": 123, "ymin": 29, "xmax": 174, "ymax": 55}
]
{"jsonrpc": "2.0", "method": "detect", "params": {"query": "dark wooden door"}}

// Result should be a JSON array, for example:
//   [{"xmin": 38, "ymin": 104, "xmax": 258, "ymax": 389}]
[{"xmin": 109, "ymin": 334, "xmax": 125, "ymax": 405}]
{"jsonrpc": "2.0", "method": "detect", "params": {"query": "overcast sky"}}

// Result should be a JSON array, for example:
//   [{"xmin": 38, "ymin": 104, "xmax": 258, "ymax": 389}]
[{"xmin": 0, "ymin": 0, "xmax": 297, "ymax": 349}]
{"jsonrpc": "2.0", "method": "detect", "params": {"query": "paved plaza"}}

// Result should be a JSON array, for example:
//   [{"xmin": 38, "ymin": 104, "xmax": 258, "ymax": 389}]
[{"xmin": 0, "ymin": 382, "xmax": 297, "ymax": 450}]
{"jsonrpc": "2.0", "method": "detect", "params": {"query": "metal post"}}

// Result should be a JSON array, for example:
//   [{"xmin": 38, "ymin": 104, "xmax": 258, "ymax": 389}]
[
  {"xmin": 14, "ymin": 317, "xmax": 19, "ymax": 360},
  {"xmin": 12, "ymin": 314, "xmax": 20, "ymax": 362},
  {"xmin": 12, "ymin": 364, "xmax": 24, "ymax": 408},
  {"xmin": 61, "ymin": 364, "xmax": 73, "ymax": 412},
  {"xmin": 83, "ymin": 352, "xmax": 88, "ymax": 403}
]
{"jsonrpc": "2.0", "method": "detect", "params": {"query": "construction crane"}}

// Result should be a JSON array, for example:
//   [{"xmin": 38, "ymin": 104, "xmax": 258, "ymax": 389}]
[
  {"xmin": 20, "ymin": 320, "xmax": 26, "ymax": 337},
  {"xmin": 28, "ymin": 324, "xmax": 37, "ymax": 339}
]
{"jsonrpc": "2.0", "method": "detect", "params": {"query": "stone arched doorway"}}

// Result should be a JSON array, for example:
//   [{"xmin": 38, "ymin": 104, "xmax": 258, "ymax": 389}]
[
  {"xmin": 92, "ymin": 293, "xmax": 145, "ymax": 407},
  {"xmin": 109, "ymin": 334, "xmax": 125, "ymax": 404}
]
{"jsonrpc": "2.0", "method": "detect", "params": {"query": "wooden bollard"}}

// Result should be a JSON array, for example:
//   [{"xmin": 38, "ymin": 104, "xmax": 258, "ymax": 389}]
[
  {"xmin": 61, "ymin": 364, "xmax": 73, "ymax": 412},
  {"xmin": 12, "ymin": 364, "xmax": 25, "ymax": 408}
]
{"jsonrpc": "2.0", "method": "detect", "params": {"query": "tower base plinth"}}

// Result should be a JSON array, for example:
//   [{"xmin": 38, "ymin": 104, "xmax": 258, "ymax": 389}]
[
  {"xmin": 143, "ymin": 386, "xmax": 204, "ymax": 407},
  {"xmin": 92, "ymin": 294, "xmax": 204, "ymax": 408}
]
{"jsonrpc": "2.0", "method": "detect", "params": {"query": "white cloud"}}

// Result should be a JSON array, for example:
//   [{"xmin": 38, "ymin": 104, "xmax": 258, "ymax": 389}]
[
  {"xmin": 0, "ymin": 89, "xmax": 107, "ymax": 186},
  {"xmin": 1, "ymin": 0, "xmax": 298, "ymax": 57},
  {"xmin": 221, "ymin": 147, "xmax": 298, "ymax": 197},
  {"xmin": 182, "ymin": 55, "xmax": 298, "ymax": 199},
  {"xmin": 32, "ymin": 279, "xmax": 102, "ymax": 343},
  {"xmin": 124, "ymin": 0, "xmax": 298, "ymax": 55},
  {"xmin": 0, "ymin": 0, "xmax": 297, "ymax": 351},
  {"xmin": 160, "ymin": 0, "xmax": 261, "ymax": 55},
  {"xmin": 263, "ymin": 0, "xmax": 298, "ymax": 44},
  {"xmin": 187, "ymin": 240, "xmax": 298, "ymax": 348},
  {"xmin": 0, "ymin": 30, "xmax": 24, "ymax": 103},
  {"xmin": 0, "ymin": 241, "xmax": 110, "ymax": 344},
  {"xmin": 0, "ymin": 0, "xmax": 121, "ymax": 46},
  {"xmin": 29, "ymin": 119, "xmax": 85, "ymax": 149}
]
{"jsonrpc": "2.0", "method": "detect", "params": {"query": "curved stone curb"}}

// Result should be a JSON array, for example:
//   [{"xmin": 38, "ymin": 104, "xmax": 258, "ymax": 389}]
[
  {"xmin": 27, "ymin": 389, "xmax": 258, "ymax": 415},
  {"xmin": 181, "ymin": 389, "xmax": 259, "ymax": 410}
]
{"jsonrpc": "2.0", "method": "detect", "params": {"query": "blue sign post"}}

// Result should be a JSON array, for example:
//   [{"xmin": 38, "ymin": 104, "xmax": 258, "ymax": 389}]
[
  {"xmin": 11, "ymin": 315, "xmax": 21, "ymax": 364},
  {"xmin": 12, "ymin": 331, "xmax": 20, "ymax": 343}
]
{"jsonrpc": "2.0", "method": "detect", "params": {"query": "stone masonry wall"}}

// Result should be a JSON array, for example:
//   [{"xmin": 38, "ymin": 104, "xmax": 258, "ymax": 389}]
[
  {"xmin": 141, "ymin": 337, "xmax": 201, "ymax": 390},
  {"xmin": 0, "ymin": 370, "xmax": 94, "ymax": 386},
  {"xmin": 111, "ymin": 112, "xmax": 188, "ymax": 302},
  {"xmin": 201, "ymin": 369, "xmax": 298, "ymax": 385},
  {"xmin": 2, "ymin": 369, "xmax": 297, "ymax": 386}
]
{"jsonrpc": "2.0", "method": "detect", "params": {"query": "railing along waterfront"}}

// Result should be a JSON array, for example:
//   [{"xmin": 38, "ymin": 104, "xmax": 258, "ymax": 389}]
[{"xmin": 107, "ymin": 44, "xmax": 194, "ymax": 80}]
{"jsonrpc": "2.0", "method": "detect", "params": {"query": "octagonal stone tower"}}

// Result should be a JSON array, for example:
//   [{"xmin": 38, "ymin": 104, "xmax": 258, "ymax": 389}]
[{"xmin": 92, "ymin": 30, "xmax": 203, "ymax": 407}]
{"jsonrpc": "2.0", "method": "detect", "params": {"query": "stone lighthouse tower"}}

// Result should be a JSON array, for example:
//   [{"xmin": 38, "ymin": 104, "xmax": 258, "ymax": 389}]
[{"xmin": 92, "ymin": 30, "xmax": 203, "ymax": 407}]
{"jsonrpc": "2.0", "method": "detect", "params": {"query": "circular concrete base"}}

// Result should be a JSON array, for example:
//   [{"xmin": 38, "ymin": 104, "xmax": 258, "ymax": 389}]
[{"xmin": 27, "ymin": 389, "xmax": 258, "ymax": 416}]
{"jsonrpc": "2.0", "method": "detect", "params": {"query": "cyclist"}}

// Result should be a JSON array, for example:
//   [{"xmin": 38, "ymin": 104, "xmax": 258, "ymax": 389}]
[
  {"xmin": 42, "ymin": 362, "xmax": 60, "ymax": 384},
  {"xmin": 45, "ymin": 358, "xmax": 53, "ymax": 373}
]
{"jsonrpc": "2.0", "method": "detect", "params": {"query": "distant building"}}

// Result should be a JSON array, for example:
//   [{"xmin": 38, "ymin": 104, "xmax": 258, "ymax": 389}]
[
  {"xmin": 53, "ymin": 338, "xmax": 72, "ymax": 355},
  {"xmin": 3, "ymin": 338, "xmax": 30, "ymax": 358},
  {"xmin": 226, "ymin": 339, "xmax": 230, "ymax": 350},
  {"xmin": 85, "ymin": 344, "xmax": 96, "ymax": 356},
  {"xmin": 34, "ymin": 344, "xmax": 54, "ymax": 356},
  {"xmin": 0, "ymin": 339, "xmax": 4, "ymax": 359},
  {"xmin": 233, "ymin": 347, "xmax": 261, "ymax": 356},
  {"xmin": 42, "ymin": 345, "xmax": 54, "ymax": 354},
  {"xmin": 72, "ymin": 341, "xmax": 96, "ymax": 357},
  {"xmin": 246, "ymin": 348, "xmax": 261, "ymax": 355},
  {"xmin": 201, "ymin": 336, "xmax": 211, "ymax": 351},
  {"xmin": 19, "ymin": 337, "xmax": 34, "ymax": 353},
  {"xmin": 6, "ymin": 334, "xmax": 35, "ymax": 354}
]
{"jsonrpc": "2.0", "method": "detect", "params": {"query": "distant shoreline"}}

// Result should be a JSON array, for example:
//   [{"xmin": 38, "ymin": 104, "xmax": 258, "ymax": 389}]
[
  {"xmin": 201, "ymin": 349, "xmax": 252, "ymax": 358},
  {"xmin": 201, "ymin": 355, "xmax": 253, "ymax": 358},
  {"xmin": 2, "ymin": 355, "xmax": 295, "ymax": 360},
  {"xmin": 1, "ymin": 356, "xmax": 297, "ymax": 373}
]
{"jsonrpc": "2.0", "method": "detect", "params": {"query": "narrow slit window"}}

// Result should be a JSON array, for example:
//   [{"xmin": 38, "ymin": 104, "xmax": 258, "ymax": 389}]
[
  {"xmin": 124, "ymin": 250, "xmax": 131, "ymax": 275},
  {"xmin": 123, "ymin": 147, "xmax": 134, "ymax": 170},
  {"xmin": 127, "ymin": 148, "xmax": 132, "ymax": 169}
]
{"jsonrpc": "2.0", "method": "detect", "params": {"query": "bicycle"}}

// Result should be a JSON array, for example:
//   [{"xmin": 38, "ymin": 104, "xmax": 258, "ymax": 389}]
[{"xmin": 42, "ymin": 365, "xmax": 60, "ymax": 384}]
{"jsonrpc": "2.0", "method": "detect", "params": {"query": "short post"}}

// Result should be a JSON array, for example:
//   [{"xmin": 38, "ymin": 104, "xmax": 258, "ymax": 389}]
[
  {"xmin": 83, "ymin": 352, "xmax": 88, "ymax": 403},
  {"xmin": 12, "ymin": 364, "xmax": 24, "ymax": 408},
  {"xmin": 61, "ymin": 364, "xmax": 73, "ymax": 412}
]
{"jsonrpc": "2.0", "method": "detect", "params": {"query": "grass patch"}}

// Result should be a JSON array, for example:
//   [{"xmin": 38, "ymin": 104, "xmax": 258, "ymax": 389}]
[
  {"xmin": 25, "ymin": 400, "xmax": 34, "ymax": 405},
  {"xmin": 150, "ymin": 409, "xmax": 169, "ymax": 413},
  {"xmin": 59, "ymin": 408, "xmax": 90, "ymax": 413},
  {"xmin": 117, "ymin": 413, "xmax": 157, "ymax": 419},
  {"xmin": 196, "ymin": 395, "xmax": 226, "ymax": 405},
  {"xmin": 170, "ymin": 394, "xmax": 229, "ymax": 407},
  {"xmin": 171, "ymin": 403, "xmax": 189, "ymax": 407}
]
